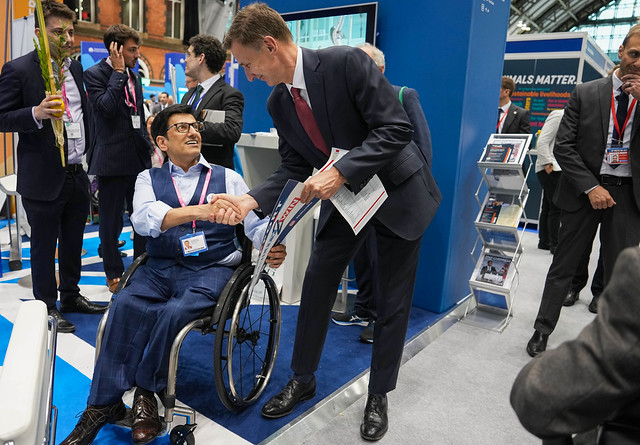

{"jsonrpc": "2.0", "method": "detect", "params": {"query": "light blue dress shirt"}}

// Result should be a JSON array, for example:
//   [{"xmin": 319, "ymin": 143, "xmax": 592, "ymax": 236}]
[{"xmin": 131, "ymin": 155, "xmax": 268, "ymax": 266}]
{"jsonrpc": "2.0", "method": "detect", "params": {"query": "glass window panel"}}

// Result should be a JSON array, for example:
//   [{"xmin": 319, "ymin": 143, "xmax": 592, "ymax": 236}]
[
  {"xmin": 173, "ymin": 2, "xmax": 181, "ymax": 38},
  {"xmin": 597, "ymin": 7, "xmax": 615, "ymax": 20}
]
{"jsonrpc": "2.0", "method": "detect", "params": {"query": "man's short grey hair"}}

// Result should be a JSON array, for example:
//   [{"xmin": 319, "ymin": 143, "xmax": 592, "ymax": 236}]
[{"xmin": 358, "ymin": 42, "xmax": 385, "ymax": 69}]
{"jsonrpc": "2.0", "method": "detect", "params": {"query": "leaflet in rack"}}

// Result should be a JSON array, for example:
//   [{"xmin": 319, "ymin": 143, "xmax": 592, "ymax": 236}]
[
  {"xmin": 470, "ymin": 250, "xmax": 517, "ymax": 289},
  {"xmin": 477, "ymin": 192, "xmax": 523, "ymax": 227},
  {"xmin": 479, "ymin": 134, "xmax": 531, "ymax": 166},
  {"xmin": 468, "ymin": 250, "xmax": 520, "ymax": 311}
]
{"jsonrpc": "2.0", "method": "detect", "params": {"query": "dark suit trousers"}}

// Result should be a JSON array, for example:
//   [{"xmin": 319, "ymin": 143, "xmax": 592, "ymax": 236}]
[
  {"xmin": 570, "ymin": 242, "xmax": 604, "ymax": 297},
  {"xmin": 292, "ymin": 211, "xmax": 422, "ymax": 394},
  {"xmin": 534, "ymin": 183, "xmax": 640, "ymax": 334},
  {"xmin": 97, "ymin": 175, "xmax": 146, "ymax": 279},
  {"xmin": 22, "ymin": 170, "xmax": 90, "ymax": 309},
  {"xmin": 537, "ymin": 170, "xmax": 561, "ymax": 250},
  {"xmin": 89, "ymin": 262, "xmax": 234, "ymax": 405},
  {"xmin": 352, "ymin": 230, "xmax": 378, "ymax": 319}
]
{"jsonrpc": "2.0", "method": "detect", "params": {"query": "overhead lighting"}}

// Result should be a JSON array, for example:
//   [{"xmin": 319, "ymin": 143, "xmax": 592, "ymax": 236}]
[{"xmin": 516, "ymin": 20, "xmax": 531, "ymax": 32}]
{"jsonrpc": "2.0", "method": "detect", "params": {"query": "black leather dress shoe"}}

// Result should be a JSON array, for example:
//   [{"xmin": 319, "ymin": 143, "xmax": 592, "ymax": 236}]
[
  {"xmin": 60, "ymin": 295, "xmax": 108, "ymax": 314},
  {"xmin": 588, "ymin": 296, "xmax": 599, "ymax": 314},
  {"xmin": 360, "ymin": 394, "xmax": 388, "ymax": 441},
  {"xmin": 48, "ymin": 308, "xmax": 75, "ymax": 333},
  {"xmin": 563, "ymin": 290, "xmax": 580, "ymax": 306},
  {"xmin": 261, "ymin": 377, "xmax": 316, "ymax": 419},
  {"xmin": 60, "ymin": 402, "xmax": 126, "ymax": 445},
  {"xmin": 526, "ymin": 330, "xmax": 549, "ymax": 357},
  {"xmin": 132, "ymin": 393, "xmax": 162, "ymax": 444}
]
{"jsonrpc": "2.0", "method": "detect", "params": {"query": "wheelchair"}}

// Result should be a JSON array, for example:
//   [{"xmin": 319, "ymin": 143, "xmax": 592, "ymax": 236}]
[{"xmin": 94, "ymin": 226, "xmax": 281, "ymax": 444}]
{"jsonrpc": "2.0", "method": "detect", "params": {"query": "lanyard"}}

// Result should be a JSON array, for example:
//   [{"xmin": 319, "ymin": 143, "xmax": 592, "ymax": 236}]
[
  {"xmin": 60, "ymin": 67, "xmax": 72, "ymax": 119},
  {"xmin": 496, "ymin": 108, "xmax": 508, "ymax": 132},
  {"xmin": 123, "ymin": 70, "xmax": 137, "ymax": 113},
  {"xmin": 171, "ymin": 167, "xmax": 212, "ymax": 233},
  {"xmin": 188, "ymin": 89, "xmax": 206, "ymax": 110},
  {"xmin": 610, "ymin": 89, "xmax": 637, "ymax": 141}
]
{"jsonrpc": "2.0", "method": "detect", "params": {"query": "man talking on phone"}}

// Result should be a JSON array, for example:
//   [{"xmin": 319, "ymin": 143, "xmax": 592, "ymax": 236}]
[{"xmin": 84, "ymin": 24, "xmax": 153, "ymax": 293}]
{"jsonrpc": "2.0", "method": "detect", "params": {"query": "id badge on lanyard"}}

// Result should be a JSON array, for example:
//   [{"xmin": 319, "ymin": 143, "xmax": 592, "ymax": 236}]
[
  {"xmin": 605, "ymin": 143, "xmax": 630, "ymax": 165},
  {"xmin": 608, "ymin": 89, "xmax": 636, "ymax": 165},
  {"xmin": 61, "ymin": 73, "xmax": 81, "ymax": 139},
  {"xmin": 172, "ymin": 168, "xmax": 212, "ymax": 257},
  {"xmin": 181, "ymin": 232, "xmax": 208, "ymax": 256},
  {"xmin": 124, "ymin": 73, "xmax": 140, "ymax": 128}
]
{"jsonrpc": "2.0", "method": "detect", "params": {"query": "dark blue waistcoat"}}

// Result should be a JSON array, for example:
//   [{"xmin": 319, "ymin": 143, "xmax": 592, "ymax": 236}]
[{"xmin": 146, "ymin": 164, "xmax": 236, "ymax": 270}]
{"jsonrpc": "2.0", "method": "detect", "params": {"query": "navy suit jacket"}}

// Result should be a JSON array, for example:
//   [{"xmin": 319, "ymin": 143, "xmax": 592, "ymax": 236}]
[
  {"xmin": 0, "ymin": 50, "xmax": 91, "ymax": 201},
  {"xmin": 249, "ymin": 46, "xmax": 441, "ymax": 241},
  {"xmin": 501, "ymin": 103, "xmax": 531, "ymax": 135},
  {"xmin": 84, "ymin": 59, "xmax": 152, "ymax": 176},
  {"xmin": 180, "ymin": 76, "xmax": 244, "ymax": 169},
  {"xmin": 553, "ymin": 76, "xmax": 640, "ymax": 212},
  {"xmin": 392, "ymin": 85, "xmax": 434, "ymax": 170}
]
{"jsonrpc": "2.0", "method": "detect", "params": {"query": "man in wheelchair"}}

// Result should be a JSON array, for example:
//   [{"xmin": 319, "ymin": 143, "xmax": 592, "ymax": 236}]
[{"xmin": 61, "ymin": 104, "xmax": 286, "ymax": 445}]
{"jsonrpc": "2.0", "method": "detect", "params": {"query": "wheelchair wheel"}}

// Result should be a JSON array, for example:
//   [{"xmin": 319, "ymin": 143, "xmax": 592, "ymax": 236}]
[{"xmin": 213, "ymin": 265, "xmax": 280, "ymax": 410}]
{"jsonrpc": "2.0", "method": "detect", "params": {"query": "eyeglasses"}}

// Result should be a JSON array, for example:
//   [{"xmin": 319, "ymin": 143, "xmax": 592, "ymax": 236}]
[{"xmin": 167, "ymin": 121, "xmax": 205, "ymax": 133}]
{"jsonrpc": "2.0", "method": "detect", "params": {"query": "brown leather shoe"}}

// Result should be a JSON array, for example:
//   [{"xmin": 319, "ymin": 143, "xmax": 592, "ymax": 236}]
[
  {"xmin": 59, "ymin": 402, "xmax": 126, "ymax": 445},
  {"xmin": 132, "ymin": 393, "xmax": 162, "ymax": 444},
  {"xmin": 106, "ymin": 277, "xmax": 121, "ymax": 293}
]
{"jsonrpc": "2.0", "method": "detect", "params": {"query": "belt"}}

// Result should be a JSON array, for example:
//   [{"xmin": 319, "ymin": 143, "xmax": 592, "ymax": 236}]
[
  {"xmin": 66, "ymin": 164, "xmax": 83, "ymax": 173},
  {"xmin": 600, "ymin": 174, "xmax": 632, "ymax": 186}
]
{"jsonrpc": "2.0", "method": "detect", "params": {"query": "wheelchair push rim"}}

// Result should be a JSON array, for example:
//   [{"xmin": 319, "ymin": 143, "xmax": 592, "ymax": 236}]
[{"xmin": 214, "ymin": 266, "xmax": 281, "ymax": 410}]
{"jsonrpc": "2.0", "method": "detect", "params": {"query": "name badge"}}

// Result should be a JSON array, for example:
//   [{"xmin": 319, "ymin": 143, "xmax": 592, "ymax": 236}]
[
  {"xmin": 180, "ymin": 232, "xmax": 208, "ymax": 257},
  {"xmin": 65, "ymin": 122, "xmax": 82, "ymax": 139},
  {"xmin": 131, "ymin": 115, "xmax": 141, "ymax": 129},
  {"xmin": 605, "ymin": 143, "xmax": 630, "ymax": 165}
]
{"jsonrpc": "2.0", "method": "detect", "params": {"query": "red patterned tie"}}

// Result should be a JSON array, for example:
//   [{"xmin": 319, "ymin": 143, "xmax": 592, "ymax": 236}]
[{"xmin": 291, "ymin": 87, "xmax": 329, "ymax": 156}]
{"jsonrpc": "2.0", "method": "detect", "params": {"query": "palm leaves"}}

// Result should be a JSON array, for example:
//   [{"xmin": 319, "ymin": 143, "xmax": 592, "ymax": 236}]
[{"xmin": 33, "ymin": 0, "xmax": 67, "ymax": 166}]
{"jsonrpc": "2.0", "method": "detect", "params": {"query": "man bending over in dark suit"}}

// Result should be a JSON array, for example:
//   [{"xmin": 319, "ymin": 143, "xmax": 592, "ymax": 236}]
[
  {"xmin": 84, "ymin": 24, "xmax": 153, "ymax": 293},
  {"xmin": 0, "ymin": 0, "xmax": 106, "ymax": 333},
  {"xmin": 497, "ymin": 76, "xmax": 531, "ymax": 135},
  {"xmin": 218, "ymin": 3, "xmax": 441, "ymax": 441},
  {"xmin": 181, "ymin": 34, "xmax": 244, "ymax": 169},
  {"xmin": 59, "ymin": 105, "xmax": 286, "ymax": 445},
  {"xmin": 526, "ymin": 24, "xmax": 640, "ymax": 357}
]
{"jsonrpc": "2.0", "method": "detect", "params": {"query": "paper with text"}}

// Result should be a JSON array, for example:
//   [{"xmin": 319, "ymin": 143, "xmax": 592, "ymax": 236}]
[
  {"xmin": 321, "ymin": 147, "xmax": 387, "ymax": 235},
  {"xmin": 247, "ymin": 180, "xmax": 319, "ymax": 297}
]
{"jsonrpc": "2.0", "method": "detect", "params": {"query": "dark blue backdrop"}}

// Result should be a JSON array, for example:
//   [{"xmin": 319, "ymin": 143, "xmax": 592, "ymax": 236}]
[{"xmin": 236, "ymin": 0, "xmax": 512, "ymax": 313}]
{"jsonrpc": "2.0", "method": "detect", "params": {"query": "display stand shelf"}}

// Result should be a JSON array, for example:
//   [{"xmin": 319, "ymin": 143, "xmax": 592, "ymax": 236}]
[{"xmin": 462, "ymin": 133, "xmax": 532, "ymax": 332}]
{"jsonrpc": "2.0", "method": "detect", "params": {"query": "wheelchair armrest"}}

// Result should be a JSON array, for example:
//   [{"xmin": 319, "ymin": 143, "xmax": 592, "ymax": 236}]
[
  {"xmin": 211, "ymin": 263, "xmax": 254, "ymax": 325},
  {"xmin": 114, "ymin": 252, "xmax": 149, "ymax": 294}
]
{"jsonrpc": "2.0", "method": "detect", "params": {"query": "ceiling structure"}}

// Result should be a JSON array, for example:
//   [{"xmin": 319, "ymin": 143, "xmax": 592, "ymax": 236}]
[{"xmin": 508, "ymin": 0, "xmax": 614, "ymax": 35}]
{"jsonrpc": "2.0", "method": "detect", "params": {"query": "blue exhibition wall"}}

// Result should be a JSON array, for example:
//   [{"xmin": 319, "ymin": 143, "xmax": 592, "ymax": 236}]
[{"xmin": 237, "ymin": 0, "xmax": 511, "ymax": 313}]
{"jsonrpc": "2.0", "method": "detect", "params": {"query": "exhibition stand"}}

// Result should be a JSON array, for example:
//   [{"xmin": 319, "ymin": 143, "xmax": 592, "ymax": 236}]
[{"xmin": 238, "ymin": 0, "xmax": 513, "ymax": 314}]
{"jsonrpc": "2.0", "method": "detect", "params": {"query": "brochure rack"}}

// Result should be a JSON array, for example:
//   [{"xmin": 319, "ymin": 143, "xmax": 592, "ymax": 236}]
[{"xmin": 463, "ymin": 133, "xmax": 533, "ymax": 332}]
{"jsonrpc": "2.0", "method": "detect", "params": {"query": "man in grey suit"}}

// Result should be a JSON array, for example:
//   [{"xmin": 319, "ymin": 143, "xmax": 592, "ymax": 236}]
[
  {"xmin": 180, "ymin": 34, "xmax": 243, "ymax": 169},
  {"xmin": 526, "ymin": 25, "xmax": 640, "ymax": 357},
  {"xmin": 151, "ymin": 92, "xmax": 169, "ymax": 115},
  {"xmin": 85, "ymin": 24, "xmax": 152, "ymax": 293},
  {"xmin": 497, "ymin": 76, "xmax": 531, "ymax": 134},
  {"xmin": 220, "ymin": 3, "xmax": 441, "ymax": 440},
  {"xmin": 512, "ymin": 246, "xmax": 640, "ymax": 443}
]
